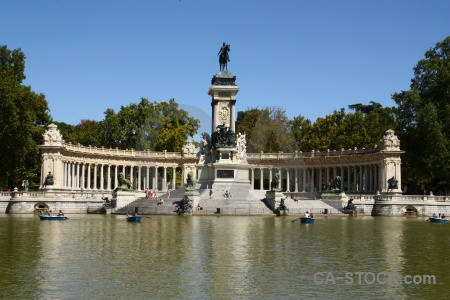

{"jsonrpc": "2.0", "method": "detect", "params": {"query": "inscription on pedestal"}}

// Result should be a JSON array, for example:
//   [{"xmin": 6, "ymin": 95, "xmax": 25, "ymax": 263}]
[{"xmin": 217, "ymin": 170, "xmax": 234, "ymax": 178}]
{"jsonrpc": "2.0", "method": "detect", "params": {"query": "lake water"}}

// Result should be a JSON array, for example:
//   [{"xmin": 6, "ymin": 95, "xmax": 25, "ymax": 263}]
[{"xmin": 0, "ymin": 214, "xmax": 448, "ymax": 299}]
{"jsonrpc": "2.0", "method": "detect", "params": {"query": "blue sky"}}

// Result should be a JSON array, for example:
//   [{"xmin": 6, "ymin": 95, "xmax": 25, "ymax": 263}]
[{"xmin": 1, "ymin": 0, "xmax": 449, "ymax": 136}]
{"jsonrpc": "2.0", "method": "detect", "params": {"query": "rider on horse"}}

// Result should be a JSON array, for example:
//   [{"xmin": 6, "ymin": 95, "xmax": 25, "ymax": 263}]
[{"xmin": 218, "ymin": 42, "xmax": 230, "ymax": 71}]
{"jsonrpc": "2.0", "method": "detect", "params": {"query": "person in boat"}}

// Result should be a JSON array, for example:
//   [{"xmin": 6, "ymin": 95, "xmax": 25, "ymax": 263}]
[
  {"xmin": 127, "ymin": 211, "xmax": 132, "ymax": 217},
  {"xmin": 441, "ymin": 214, "xmax": 446, "ymax": 219},
  {"xmin": 310, "ymin": 213, "xmax": 314, "ymax": 218},
  {"xmin": 432, "ymin": 213, "xmax": 437, "ymax": 218},
  {"xmin": 131, "ymin": 211, "xmax": 137, "ymax": 217},
  {"xmin": 48, "ymin": 210, "xmax": 52, "ymax": 216},
  {"xmin": 39, "ymin": 210, "xmax": 45, "ymax": 216},
  {"xmin": 304, "ymin": 211, "xmax": 310, "ymax": 218},
  {"xmin": 57, "ymin": 210, "xmax": 64, "ymax": 217}
]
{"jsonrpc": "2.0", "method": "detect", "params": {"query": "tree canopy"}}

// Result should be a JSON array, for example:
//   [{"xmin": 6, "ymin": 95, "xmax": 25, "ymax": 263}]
[
  {"xmin": 0, "ymin": 45, "xmax": 51, "ymax": 189},
  {"xmin": 235, "ymin": 107, "xmax": 296, "ymax": 153},
  {"xmin": 64, "ymin": 98, "xmax": 200, "ymax": 152},
  {"xmin": 393, "ymin": 36, "xmax": 450, "ymax": 194}
]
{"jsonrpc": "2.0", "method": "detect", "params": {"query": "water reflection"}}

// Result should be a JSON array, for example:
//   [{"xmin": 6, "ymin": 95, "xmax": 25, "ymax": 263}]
[{"xmin": 0, "ymin": 215, "xmax": 448, "ymax": 299}]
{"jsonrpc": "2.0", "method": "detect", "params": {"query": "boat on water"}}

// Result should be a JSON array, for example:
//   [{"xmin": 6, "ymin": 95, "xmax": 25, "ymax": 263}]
[
  {"xmin": 39, "ymin": 215, "xmax": 68, "ymax": 220},
  {"xmin": 127, "ymin": 216, "xmax": 141, "ymax": 222},
  {"xmin": 428, "ymin": 217, "xmax": 448, "ymax": 223},
  {"xmin": 300, "ymin": 217, "xmax": 314, "ymax": 223}
]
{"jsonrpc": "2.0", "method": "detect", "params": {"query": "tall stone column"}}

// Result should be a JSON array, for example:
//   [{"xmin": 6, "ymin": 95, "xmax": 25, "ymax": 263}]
[
  {"xmin": 163, "ymin": 167, "xmax": 167, "ymax": 191},
  {"xmin": 260, "ymin": 168, "xmax": 264, "ymax": 190},
  {"xmin": 87, "ymin": 164, "xmax": 91, "ymax": 190},
  {"xmin": 81, "ymin": 163, "xmax": 85, "ymax": 190},
  {"xmin": 302, "ymin": 168, "xmax": 306, "ymax": 192},
  {"xmin": 93, "ymin": 164, "xmax": 98, "ymax": 190},
  {"xmin": 107, "ymin": 165, "xmax": 111, "ymax": 190},
  {"xmin": 251, "ymin": 168, "xmax": 255, "ymax": 189},
  {"xmin": 154, "ymin": 166, "xmax": 159, "ymax": 191},
  {"xmin": 138, "ymin": 166, "xmax": 142, "ymax": 191},
  {"xmin": 146, "ymin": 166, "xmax": 150, "ymax": 190},
  {"xmin": 114, "ymin": 165, "xmax": 118, "ymax": 189},
  {"xmin": 172, "ymin": 167, "xmax": 176, "ymax": 190},
  {"xmin": 286, "ymin": 168, "xmax": 290, "ymax": 192},
  {"xmin": 71, "ymin": 163, "xmax": 76, "ymax": 189},
  {"xmin": 100, "ymin": 164, "xmax": 104, "ymax": 190}
]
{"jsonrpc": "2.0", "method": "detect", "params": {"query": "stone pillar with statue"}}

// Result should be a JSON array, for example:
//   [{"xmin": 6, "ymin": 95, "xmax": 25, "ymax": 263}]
[
  {"xmin": 196, "ymin": 43, "xmax": 251, "ymax": 197},
  {"xmin": 378, "ymin": 129, "xmax": 404, "ymax": 194},
  {"xmin": 39, "ymin": 124, "xmax": 65, "ymax": 190}
]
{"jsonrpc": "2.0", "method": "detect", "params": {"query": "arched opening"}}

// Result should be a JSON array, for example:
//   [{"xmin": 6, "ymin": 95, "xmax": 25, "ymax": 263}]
[
  {"xmin": 34, "ymin": 202, "xmax": 51, "ymax": 214},
  {"xmin": 403, "ymin": 205, "xmax": 418, "ymax": 216}
]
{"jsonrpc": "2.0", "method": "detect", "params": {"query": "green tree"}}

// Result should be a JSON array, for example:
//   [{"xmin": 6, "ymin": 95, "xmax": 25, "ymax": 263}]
[
  {"xmin": 70, "ymin": 120, "xmax": 102, "ymax": 147},
  {"xmin": 289, "ymin": 115, "xmax": 313, "ymax": 151},
  {"xmin": 0, "ymin": 45, "xmax": 51, "ymax": 189},
  {"xmin": 236, "ymin": 107, "xmax": 296, "ymax": 153},
  {"xmin": 393, "ymin": 36, "xmax": 450, "ymax": 194},
  {"xmin": 99, "ymin": 98, "xmax": 199, "ymax": 151},
  {"xmin": 290, "ymin": 104, "xmax": 395, "ymax": 153},
  {"xmin": 53, "ymin": 121, "xmax": 74, "ymax": 142}
]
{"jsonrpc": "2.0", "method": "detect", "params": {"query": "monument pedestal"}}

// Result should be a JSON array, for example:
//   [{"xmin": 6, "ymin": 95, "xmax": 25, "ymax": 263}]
[
  {"xmin": 184, "ymin": 189, "xmax": 200, "ymax": 213},
  {"xmin": 112, "ymin": 190, "xmax": 136, "ymax": 211},
  {"xmin": 265, "ymin": 190, "xmax": 289, "ymax": 216}
]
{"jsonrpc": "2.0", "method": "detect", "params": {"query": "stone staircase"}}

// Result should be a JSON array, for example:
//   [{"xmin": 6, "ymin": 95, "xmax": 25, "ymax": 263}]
[{"xmin": 116, "ymin": 187, "xmax": 341, "ymax": 216}]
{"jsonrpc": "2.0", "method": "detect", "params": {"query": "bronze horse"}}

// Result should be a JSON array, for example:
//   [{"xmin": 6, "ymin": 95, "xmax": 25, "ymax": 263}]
[{"xmin": 219, "ymin": 43, "xmax": 230, "ymax": 71}]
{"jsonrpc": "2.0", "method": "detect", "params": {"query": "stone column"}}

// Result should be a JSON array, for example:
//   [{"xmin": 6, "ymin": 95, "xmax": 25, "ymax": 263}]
[
  {"xmin": 93, "ymin": 164, "xmax": 98, "ymax": 190},
  {"xmin": 374, "ymin": 165, "xmax": 378, "ymax": 192},
  {"xmin": 260, "ymin": 168, "xmax": 264, "ymax": 190},
  {"xmin": 172, "ymin": 167, "xmax": 176, "ymax": 190},
  {"xmin": 251, "ymin": 168, "xmax": 255, "ymax": 189},
  {"xmin": 71, "ymin": 163, "xmax": 76, "ymax": 189},
  {"xmin": 154, "ymin": 166, "xmax": 159, "ymax": 191},
  {"xmin": 81, "ymin": 163, "xmax": 85, "ymax": 190},
  {"xmin": 138, "ymin": 166, "xmax": 142, "ymax": 191},
  {"xmin": 311, "ymin": 168, "xmax": 315, "ymax": 193},
  {"xmin": 286, "ymin": 168, "xmax": 290, "ymax": 192},
  {"xmin": 294, "ymin": 168, "xmax": 298, "ymax": 192},
  {"xmin": 100, "ymin": 164, "xmax": 104, "ymax": 190},
  {"xmin": 146, "ymin": 166, "xmax": 150, "ymax": 190},
  {"xmin": 340, "ymin": 166, "xmax": 344, "ymax": 191},
  {"xmin": 87, "ymin": 164, "xmax": 91, "ymax": 190},
  {"xmin": 163, "ymin": 167, "xmax": 167, "ymax": 191},
  {"xmin": 107, "ymin": 165, "xmax": 111, "ymax": 190},
  {"xmin": 269, "ymin": 168, "xmax": 273, "ymax": 190},
  {"xmin": 302, "ymin": 168, "xmax": 306, "ymax": 192},
  {"xmin": 113, "ymin": 165, "xmax": 117, "ymax": 189}
]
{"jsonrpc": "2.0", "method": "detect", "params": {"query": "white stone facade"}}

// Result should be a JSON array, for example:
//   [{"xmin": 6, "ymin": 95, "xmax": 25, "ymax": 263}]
[{"xmin": 39, "ymin": 124, "xmax": 404, "ymax": 195}]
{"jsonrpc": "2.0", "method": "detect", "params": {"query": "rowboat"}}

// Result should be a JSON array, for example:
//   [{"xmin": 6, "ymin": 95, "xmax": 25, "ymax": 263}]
[
  {"xmin": 127, "ymin": 216, "xmax": 141, "ymax": 222},
  {"xmin": 428, "ymin": 217, "xmax": 448, "ymax": 223},
  {"xmin": 300, "ymin": 217, "xmax": 314, "ymax": 223},
  {"xmin": 39, "ymin": 215, "xmax": 68, "ymax": 220}
]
